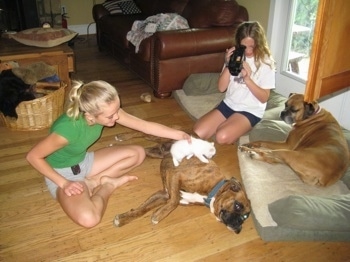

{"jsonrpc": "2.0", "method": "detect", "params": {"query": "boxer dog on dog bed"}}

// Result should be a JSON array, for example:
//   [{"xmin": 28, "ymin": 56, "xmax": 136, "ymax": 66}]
[
  {"xmin": 114, "ymin": 156, "xmax": 251, "ymax": 234},
  {"xmin": 239, "ymin": 93, "xmax": 349, "ymax": 187}
]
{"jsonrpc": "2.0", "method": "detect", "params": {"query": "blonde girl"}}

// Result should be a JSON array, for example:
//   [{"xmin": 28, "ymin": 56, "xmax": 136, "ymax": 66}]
[{"xmin": 27, "ymin": 80, "xmax": 190, "ymax": 228}]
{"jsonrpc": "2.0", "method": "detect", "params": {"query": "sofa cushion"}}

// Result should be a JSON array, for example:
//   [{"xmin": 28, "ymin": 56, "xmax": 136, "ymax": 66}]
[
  {"xmin": 102, "ymin": 0, "xmax": 142, "ymax": 15},
  {"xmin": 187, "ymin": 0, "xmax": 241, "ymax": 28},
  {"xmin": 154, "ymin": 0, "xmax": 189, "ymax": 15},
  {"xmin": 211, "ymin": 0, "xmax": 240, "ymax": 26},
  {"xmin": 10, "ymin": 27, "xmax": 77, "ymax": 48},
  {"xmin": 268, "ymin": 194, "xmax": 350, "ymax": 231},
  {"xmin": 99, "ymin": 13, "xmax": 145, "ymax": 51},
  {"xmin": 133, "ymin": 0, "xmax": 159, "ymax": 16}
]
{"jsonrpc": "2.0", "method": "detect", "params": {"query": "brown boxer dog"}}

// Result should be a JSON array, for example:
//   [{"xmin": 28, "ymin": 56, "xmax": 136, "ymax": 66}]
[
  {"xmin": 239, "ymin": 93, "xmax": 349, "ymax": 187},
  {"xmin": 114, "ymin": 156, "xmax": 251, "ymax": 234}
]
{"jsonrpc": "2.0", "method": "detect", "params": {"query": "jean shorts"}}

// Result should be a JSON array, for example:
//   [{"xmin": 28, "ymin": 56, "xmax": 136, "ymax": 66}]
[
  {"xmin": 216, "ymin": 101, "xmax": 261, "ymax": 127},
  {"xmin": 45, "ymin": 152, "xmax": 94, "ymax": 199}
]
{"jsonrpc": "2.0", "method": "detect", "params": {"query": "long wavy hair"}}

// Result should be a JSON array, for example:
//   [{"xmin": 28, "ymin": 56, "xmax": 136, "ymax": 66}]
[
  {"xmin": 66, "ymin": 80, "xmax": 119, "ymax": 120},
  {"xmin": 234, "ymin": 21, "xmax": 275, "ymax": 71}
]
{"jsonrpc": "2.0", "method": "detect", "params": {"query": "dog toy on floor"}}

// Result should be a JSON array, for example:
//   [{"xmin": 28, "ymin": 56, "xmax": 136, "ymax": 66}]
[{"xmin": 140, "ymin": 92, "xmax": 152, "ymax": 102}]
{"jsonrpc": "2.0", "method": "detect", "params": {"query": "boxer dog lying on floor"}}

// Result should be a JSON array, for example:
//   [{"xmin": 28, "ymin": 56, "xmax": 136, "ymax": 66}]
[
  {"xmin": 114, "ymin": 156, "xmax": 251, "ymax": 234},
  {"xmin": 239, "ymin": 93, "xmax": 349, "ymax": 187}
]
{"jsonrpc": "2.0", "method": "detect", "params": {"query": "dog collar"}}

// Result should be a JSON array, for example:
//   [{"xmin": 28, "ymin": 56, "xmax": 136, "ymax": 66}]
[
  {"xmin": 204, "ymin": 180, "xmax": 227, "ymax": 207},
  {"xmin": 314, "ymin": 105, "xmax": 322, "ymax": 114}
]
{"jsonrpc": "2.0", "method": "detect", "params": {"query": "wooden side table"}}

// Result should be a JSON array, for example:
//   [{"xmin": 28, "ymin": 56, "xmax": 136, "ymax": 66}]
[{"xmin": 0, "ymin": 39, "xmax": 75, "ymax": 91}]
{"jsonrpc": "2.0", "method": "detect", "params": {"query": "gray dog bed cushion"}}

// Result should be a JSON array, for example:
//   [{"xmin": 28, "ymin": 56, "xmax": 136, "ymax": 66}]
[
  {"xmin": 174, "ymin": 73, "xmax": 224, "ymax": 120},
  {"xmin": 268, "ymin": 194, "xmax": 350, "ymax": 232},
  {"xmin": 174, "ymin": 73, "xmax": 284, "ymax": 121},
  {"xmin": 182, "ymin": 73, "xmax": 220, "ymax": 96},
  {"xmin": 240, "ymin": 121, "xmax": 350, "ymax": 241}
]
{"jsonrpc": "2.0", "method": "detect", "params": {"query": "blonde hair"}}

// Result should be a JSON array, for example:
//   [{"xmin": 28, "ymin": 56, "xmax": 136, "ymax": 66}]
[
  {"xmin": 66, "ymin": 80, "xmax": 119, "ymax": 119},
  {"xmin": 234, "ymin": 21, "xmax": 275, "ymax": 70}
]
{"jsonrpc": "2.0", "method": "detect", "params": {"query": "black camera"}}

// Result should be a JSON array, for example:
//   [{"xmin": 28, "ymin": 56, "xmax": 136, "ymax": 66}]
[{"xmin": 228, "ymin": 45, "xmax": 246, "ymax": 76}]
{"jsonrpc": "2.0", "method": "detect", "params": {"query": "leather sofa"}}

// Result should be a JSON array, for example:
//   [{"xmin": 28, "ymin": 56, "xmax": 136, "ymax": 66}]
[{"xmin": 93, "ymin": 0, "xmax": 248, "ymax": 98}]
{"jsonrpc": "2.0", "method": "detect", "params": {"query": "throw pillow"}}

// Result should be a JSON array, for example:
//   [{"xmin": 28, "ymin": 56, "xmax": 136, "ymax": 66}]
[
  {"xmin": 210, "ymin": 0, "xmax": 240, "ymax": 26},
  {"xmin": 268, "ymin": 194, "xmax": 350, "ymax": 231},
  {"xmin": 341, "ymin": 168, "xmax": 350, "ymax": 189},
  {"xmin": 266, "ymin": 90, "xmax": 287, "ymax": 110},
  {"xmin": 188, "ymin": 0, "xmax": 240, "ymax": 28},
  {"xmin": 10, "ymin": 27, "xmax": 77, "ymax": 48},
  {"xmin": 102, "ymin": 0, "xmax": 141, "ymax": 15},
  {"xmin": 183, "ymin": 73, "xmax": 220, "ymax": 96},
  {"xmin": 249, "ymin": 119, "xmax": 291, "ymax": 142}
]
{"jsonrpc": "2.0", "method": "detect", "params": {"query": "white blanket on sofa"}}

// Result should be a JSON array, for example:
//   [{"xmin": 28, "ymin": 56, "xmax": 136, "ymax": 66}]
[{"xmin": 127, "ymin": 13, "xmax": 189, "ymax": 53}]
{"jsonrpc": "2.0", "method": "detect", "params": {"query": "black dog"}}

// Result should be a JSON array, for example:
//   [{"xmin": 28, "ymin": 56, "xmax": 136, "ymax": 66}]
[{"xmin": 0, "ymin": 70, "xmax": 35, "ymax": 118}]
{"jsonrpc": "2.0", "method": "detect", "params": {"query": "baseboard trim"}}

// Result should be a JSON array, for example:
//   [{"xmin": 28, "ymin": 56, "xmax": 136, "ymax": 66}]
[{"xmin": 68, "ymin": 23, "xmax": 96, "ymax": 36}]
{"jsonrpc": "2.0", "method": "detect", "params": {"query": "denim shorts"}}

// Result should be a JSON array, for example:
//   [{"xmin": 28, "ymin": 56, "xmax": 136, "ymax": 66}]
[
  {"xmin": 45, "ymin": 152, "xmax": 94, "ymax": 199},
  {"xmin": 216, "ymin": 101, "xmax": 261, "ymax": 127}
]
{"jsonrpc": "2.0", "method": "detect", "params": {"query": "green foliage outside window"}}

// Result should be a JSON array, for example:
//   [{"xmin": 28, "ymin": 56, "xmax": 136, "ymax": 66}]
[{"xmin": 292, "ymin": 0, "xmax": 319, "ymax": 56}]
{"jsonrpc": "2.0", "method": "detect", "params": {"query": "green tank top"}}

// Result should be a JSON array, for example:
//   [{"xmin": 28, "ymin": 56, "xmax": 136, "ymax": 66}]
[{"xmin": 46, "ymin": 114, "xmax": 103, "ymax": 168}]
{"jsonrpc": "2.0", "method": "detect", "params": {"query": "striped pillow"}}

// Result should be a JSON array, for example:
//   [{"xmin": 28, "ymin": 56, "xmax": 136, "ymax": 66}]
[{"xmin": 102, "ymin": 0, "xmax": 142, "ymax": 15}]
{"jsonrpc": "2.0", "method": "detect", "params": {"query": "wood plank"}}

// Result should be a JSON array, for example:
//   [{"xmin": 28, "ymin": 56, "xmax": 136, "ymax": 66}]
[{"xmin": 0, "ymin": 36, "xmax": 349, "ymax": 262}]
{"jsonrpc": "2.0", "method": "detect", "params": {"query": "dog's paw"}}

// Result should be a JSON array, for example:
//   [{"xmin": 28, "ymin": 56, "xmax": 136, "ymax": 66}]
[
  {"xmin": 238, "ymin": 145, "xmax": 248, "ymax": 152},
  {"xmin": 239, "ymin": 147, "xmax": 260, "ymax": 159},
  {"xmin": 146, "ymin": 146, "xmax": 166, "ymax": 159},
  {"xmin": 239, "ymin": 145, "xmax": 263, "ymax": 159},
  {"xmin": 238, "ymin": 145, "xmax": 254, "ymax": 154},
  {"xmin": 245, "ymin": 148, "xmax": 274, "ymax": 161},
  {"xmin": 247, "ymin": 150, "xmax": 259, "ymax": 159},
  {"xmin": 239, "ymin": 143, "xmax": 259, "ymax": 150}
]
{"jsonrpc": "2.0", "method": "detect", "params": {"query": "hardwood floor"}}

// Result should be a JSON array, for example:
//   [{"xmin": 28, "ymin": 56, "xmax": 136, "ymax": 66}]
[{"xmin": 0, "ymin": 36, "xmax": 349, "ymax": 262}]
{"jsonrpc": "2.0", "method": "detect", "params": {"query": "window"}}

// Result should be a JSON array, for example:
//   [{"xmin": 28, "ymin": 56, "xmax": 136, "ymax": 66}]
[
  {"xmin": 268, "ymin": 0, "xmax": 350, "ymax": 129},
  {"xmin": 284, "ymin": 0, "xmax": 319, "ymax": 80}
]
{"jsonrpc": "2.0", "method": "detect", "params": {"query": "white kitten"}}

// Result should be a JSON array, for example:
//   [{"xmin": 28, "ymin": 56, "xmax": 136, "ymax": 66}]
[{"xmin": 170, "ymin": 137, "xmax": 216, "ymax": 167}]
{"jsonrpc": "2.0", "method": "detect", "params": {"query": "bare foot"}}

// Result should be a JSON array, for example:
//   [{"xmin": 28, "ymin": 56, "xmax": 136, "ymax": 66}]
[
  {"xmin": 84, "ymin": 177, "xmax": 100, "ymax": 196},
  {"xmin": 100, "ymin": 175, "xmax": 138, "ymax": 190}
]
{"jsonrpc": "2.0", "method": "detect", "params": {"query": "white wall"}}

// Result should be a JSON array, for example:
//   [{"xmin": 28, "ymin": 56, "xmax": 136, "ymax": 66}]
[
  {"xmin": 267, "ymin": 0, "xmax": 350, "ymax": 129},
  {"xmin": 68, "ymin": 23, "xmax": 96, "ymax": 35}
]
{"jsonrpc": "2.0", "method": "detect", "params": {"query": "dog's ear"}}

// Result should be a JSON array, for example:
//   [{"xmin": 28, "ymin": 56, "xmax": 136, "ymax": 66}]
[
  {"xmin": 288, "ymin": 93, "xmax": 297, "ymax": 97},
  {"xmin": 303, "ymin": 102, "xmax": 316, "ymax": 118},
  {"xmin": 230, "ymin": 177, "xmax": 242, "ymax": 192}
]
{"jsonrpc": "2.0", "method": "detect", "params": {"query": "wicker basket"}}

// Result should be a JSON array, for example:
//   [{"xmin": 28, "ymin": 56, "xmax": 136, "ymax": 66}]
[{"xmin": 0, "ymin": 82, "xmax": 66, "ymax": 131}]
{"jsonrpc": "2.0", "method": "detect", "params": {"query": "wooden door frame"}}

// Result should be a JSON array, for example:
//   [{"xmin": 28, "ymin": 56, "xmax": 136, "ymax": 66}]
[{"xmin": 305, "ymin": 0, "xmax": 350, "ymax": 101}]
